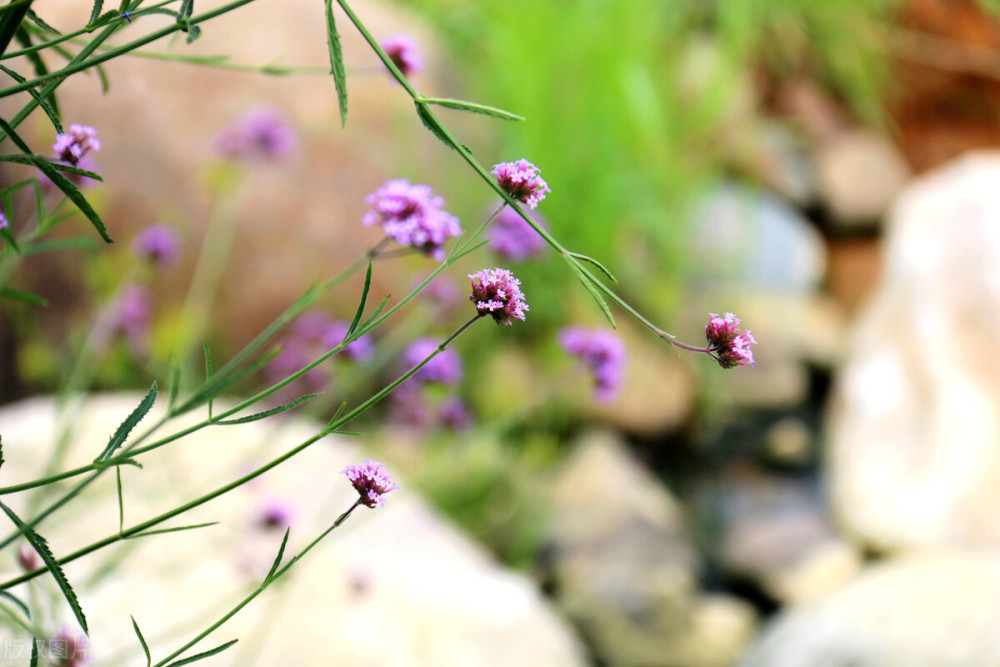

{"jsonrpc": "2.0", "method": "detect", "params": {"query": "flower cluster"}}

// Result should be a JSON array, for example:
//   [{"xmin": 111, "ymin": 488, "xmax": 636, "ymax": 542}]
[
  {"xmin": 469, "ymin": 267, "xmax": 529, "ymax": 326},
  {"xmin": 491, "ymin": 159, "xmax": 550, "ymax": 209},
  {"xmin": 363, "ymin": 179, "xmax": 461, "ymax": 260},
  {"xmin": 343, "ymin": 460, "xmax": 397, "ymax": 508},
  {"xmin": 53, "ymin": 124, "xmax": 100, "ymax": 165},
  {"xmin": 559, "ymin": 327, "xmax": 627, "ymax": 402},
  {"xmin": 214, "ymin": 108, "xmax": 298, "ymax": 162},
  {"xmin": 380, "ymin": 34, "xmax": 422, "ymax": 78},
  {"xmin": 489, "ymin": 206, "xmax": 547, "ymax": 262},
  {"xmin": 131, "ymin": 224, "xmax": 180, "ymax": 267},
  {"xmin": 705, "ymin": 312, "xmax": 757, "ymax": 368}
]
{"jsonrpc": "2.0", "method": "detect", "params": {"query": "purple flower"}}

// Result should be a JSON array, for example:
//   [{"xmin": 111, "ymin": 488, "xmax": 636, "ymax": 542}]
[
  {"xmin": 489, "ymin": 206, "xmax": 547, "ymax": 262},
  {"xmin": 403, "ymin": 338, "xmax": 463, "ymax": 385},
  {"xmin": 705, "ymin": 312, "xmax": 757, "ymax": 368},
  {"xmin": 363, "ymin": 179, "xmax": 461, "ymax": 260},
  {"xmin": 380, "ymin": 34, "xmax": 422, "ymax": 77},
  {"xmin": 322, "ymin": 321, "xmax": 374, "ymax": 362},
  {"xmin": 17, "ymin": 544, "xmax": 38, "ymax": 571},
  {"xmin": 109, "ymin": 284, "xmax": 152, "ymax": 350},
  {"xmin": 469, "ymin": 267, "xmax": 529, "ymax": 326},
  {"xmin": 49, "ymin": 626, "xmax": 89, "ymax": 666},
  {"xmin": 0, "ymin": 212, "xmax": 8, "ymax": 231},
  {"xmin": 491, "ymin": 159, "xmax": 550, "ymax": 209},
  {"xmin": 343, "ymin": 460, "xmax": 397, "ymax": 508},
  {"xmin": 256, "ymin": 498, "xmax": 295, "ymax": 530},
  {"xmin": 53, "ymin": 124, "xmax": 100, "ymax": 165},
  {"xmin": 440, "ymin": 397, "xmax": 473, "ymax": 431},
  {"xmin": 388, "ymin": 383, "xmax": 433, "ymax": 429},
  {"xmin": 214, "ymin": 108, "xmax": 298, "ymax": 162},
  {"xmin": 131, "ymin": 224, "xmax": 180, "ymax": 267},
  {"xmin": 40, "ymin": 154, "xmax": 101, "ymax": 191},
  {"xmin": 559, "ymin": 327, "xmax": 627, "ymax": 402}
]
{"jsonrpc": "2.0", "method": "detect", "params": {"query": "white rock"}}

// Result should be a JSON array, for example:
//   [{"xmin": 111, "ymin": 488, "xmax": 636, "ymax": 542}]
[{"xmin": 816, "ymin": 130, "xmax": 911, "ymax": 226}]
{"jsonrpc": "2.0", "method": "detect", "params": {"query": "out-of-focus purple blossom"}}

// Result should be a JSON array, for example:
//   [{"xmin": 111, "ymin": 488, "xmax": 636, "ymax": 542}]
[
  {"xmin": 559, "ymin": 326, "xmax": 627, "ymax": 402},
  {"xmin": 491, "ymin": 159, "xmax": 550, "ymax": 209},
  {"xmin": 439, "ymin": 397, "xmax": 473, "ymax": 432},
  {"xmin": 17, "ymin": 544, "xmax": 38, "ymax": 571},
  {"xmin": 214, "ymin": 108, "xmax": 298, "ymax": 162},
  {"xmin": 53, "ymin": 124, "xmax": 100, "ymax": 165},
  {"xmin": 40, "ymin": 154, "xmax": 101, "ymax": 191},
  {"xmin": 256, "ymin": 498, "xmax": 295, "ymax": 531},
  {"xmin": 363, "ymin": 179, "xmax": 461, "ymax": 260},
  {"xmin": 489, "ymin": 206, "xmax": 547, "ymax": 262},
  {"xmin": 415, "ymin": 275, "xmax": 462, "ymax": 314},
  {"xmin": 290, "ymin": 310, "xmax": 332, "ymax": 342},
  {"xmin": 469, "ymin": 267, "xmax": 529, "ymax": 326},
  {"xmin": 109, "ymin": 284, "xmax": 152, "ymax": 350},
  {"xmin": 131, "ymin": 224, "xmax": 180, "ymax": 267},
  {"xmin": 403, "ymin": 338, "xmax": 462, "ymax": 385},
  {"xmin": 388, "ymin": 383, "xmax": 433, "ymax": 429},
  {"xmin": 705, "ymin": 312, "xmax": 757, "ymax": 368},
  {"xmin": 343, "ymin": 460, "xmax": 397, "ymax": 508},
  {"xmin": 49, "ymin": 626, "xmax": 90, "ymax": 667},
  {"xmin": 380, "ymin": 34, "xmax": 422, "ymax": 78},
  {"xmin": 0, "ymin": 213, "xmax": 8, "ymax": 230},
  {"xmin": 265, "ymin": 338, "xmax": 331, "ymax": 392},
  {"xmin": 322, "ymin": 321, "xmax": 374, "ymax": 363}
]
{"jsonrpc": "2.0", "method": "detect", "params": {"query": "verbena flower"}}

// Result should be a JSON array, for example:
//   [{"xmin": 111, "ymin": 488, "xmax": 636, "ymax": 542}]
[
  {"xmin": 489, "ymin": 206, "xmax": 547, "ymax": 262},
  {"xmin": 17, "ymin": 544, "xmax": 38, "ymax": 571},
  {"xmin": 388, "ymin": 383, "xmax": 433, "ymax": 429},
  {"xmin": 469, "ymin": 267, "xmax": 529, "ymax": 326},
  {"xmin": 41, "ymin": 154, "xmax": 101, "ymax": 191},
  {"xmin": 705, "ymin": 312, "xmax": 757, "ymax": 368},
  {"xmin": 363, "ymin": 179, "xmax": 461, "ymax": 260},
  {"xmin": 343, "ymin": 460, "xmax": 397, "ymax": 508},
  {"xmin": 491, "ymin": 159, "xmax": 550, "ymax": 209},
  {"xmin": 49, "ymin": 626, "xmax": 89, "ymax": 666},
  {"xmin": 131, "ymin": 224, "xmax": 180, "ymax": 267},
  {"xmin": 380, "ymin": 34, "xmax": 422, "ymax": 77},
  {"xmin": 559, "ymin": 327, "xmax": 627, "ymax": 402},
  {"xmin": 53, "ymin": 124, "xmax": 100, "ymax": 165},
  {"xmin": 403, "ymin": 338, "xmax": 462, "ymax": 385},
  {"xmin": 214, "ymin": 108, "xmax": 298, "ymax": 161},
  {"xmin": 110, "ymin": 285, "xmax": 152, "ymax": 349},
  {"xmin": 0, "ymin": 212, "xmax": 8, "ymax": 230},
  {"xmin": 322, "ymin": 321, "xmax": 374, "ymax": 362},
  {"xmin": 256, "ymin": 498, "xmax": 295, "ymax": 530},
  {"xmin": 440, "ymin": 397, "xmax": 473, "ymax": 431}
]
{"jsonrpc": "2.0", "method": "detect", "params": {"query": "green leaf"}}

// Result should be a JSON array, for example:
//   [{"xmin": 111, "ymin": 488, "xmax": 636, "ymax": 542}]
[
  {"xmin": 165, "ymin": 639, "xmax": 238, "ymax": 666},
  {"xmin": 324, "ymin": 400, "xmax": 348, "ymax": 432},
  {"xmin": 132, "ymin": 616, "xmax": 151, "ymax": 667},
  {"xmin": 0, "ymin": 64, "xmax": 62, "ymax": 144},
  {"xmin": 0, "ymin": 119, "xmax": 112, "ymax": 243},
  {"xmin": 216, "ymin": 394, "xmax": 320, "ymax": 425},
  {"xmin": 178, "ymin": 0, "xmax": 194, "ymax": 20},
  {"xmin": 26, "ymin": 8, "xmax": 59, "ymax": 33},
  {"xmin": 0, "ymin": 500, "xmax": 88, "ymax": 633},
  {"xmin": 414, "ymin": 102, "xmax": 455, "ymax": 151},
  {"xmin": 0, "ymin": 0, "xmax": 32, "ymax": 58},
  {"xmin": 13, "ymin": 27, "xmax": 61, "ymax": 122},
  {"xmin": 88, "ymin": 0, "xmax": 103, "ymax": 27},
  {"xmin": 265, "ymin": 528, "xmax": 290, "ymax": 581},
  {"xmin": 22, "ymin": 237, "xmax": 99, "ymax": 255},
  {"xmin": 0, "ymin": 287, "xmax": 48, "ymax": 306},
  {"xmin": 0, "ymin": 589, "xmax": 30, "ymax": 619},
  {"xmin": 184, "ymin": 24, "xmax": 201, "ymax": 44},
  {"xmin": 173, "ymin": 348, "xmax": 281, "ymax": 416},
  {"xmin": 95, "ymin": 382, "xmax": 156, "ymax": 462},
  {"xmin": 202, "ymin": 341, "xmax": 213, "ymax": 419},
  {"xmin": 116, "ymin": 466, "xmax": 124, "ymax": 532},
  {"xmin": 167, "ymin": 359, "xmax": 181, "ymax": 412},
  {"xmin": 0, "ymin": 224, "xmax": 21, "ymax": 254},
  {"xmin": 346, "ymin": 262, "xmax": 371, "ymax": 337},
  {"xmin": 324, "ymin": 0, "xmax": 348, "ymax": 127},
  {"xmin": 569, "ymin": 251, "xmax": 618, "ymax": 284},
  {"xmin": 571, "ymin": 264, "xmax": 615, "ymax": 327},
  {"xmin": 128, "ymin": 521, "xmax": 217, "ymax": 539},
  {"xmin": 357, "ymin": 295, "xmax": 390, "ymax": 333},
  {"xmin": 420, "ymin": 97, "xmax": 524, "ymax": 122},
  {"xmin": 0, "ymin": 155, "xmax": 104, "ymax": 184},
  {"xmin": 29, "ymin": 638, "xmax": 38, "ymax": 667}
]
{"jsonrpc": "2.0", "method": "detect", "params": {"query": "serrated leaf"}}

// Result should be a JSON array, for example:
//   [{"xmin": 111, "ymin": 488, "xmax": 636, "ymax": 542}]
[
  {"xmin": 346, "ymin": 262, "xmax": 371, "ymax": 337},
  {"xmin": 88, "ymin": 0, "xmax": 103, "ymax": 26},
  {"xmin": 0, "ymin": 0, "xmax": 32, "ymax": 58},
  {"xmin": 324, "ymin": 0, "xmax": 348, "ymax": 126},
  {"xmin": 26, "ymin": 8, "xmax": 59, "ymax": 33},
  {"xmin": 95, "ymin": 382, "xmax": 156, "ymax": 462},
  {"xmin": 165, "ymin": 639, "xmax": 238, "ymax": 666},
  {"xmin": 184, "ymin": 24, "xmax": 201, "ymax": 44},
  {"xmin": 29, "ymin": 638, "xmax": 38, "ymax": 667},
  {"xmin": 0, "ymin": 589, "xmax": 29, "ymax": 619},
  {"xmin": 569, "ymin": 251, "xmax": 618, "ymax": 283},
  {"xmin": 421, "ymin": 97, "xmax": 524, "ymax": 122},
  {"xmin": 0, "ymin": 500, "xmax": 88, "ymax": 633},
  {"xmin": 1, "ymin": 47, "xmax": 61, "ymax": 134},
  {"xmin": 265, "ymin": 528, "xmax": 290, "ymax": 581},
  {"xmin": 572, "ymin": 265, "xmax": 615, "ymax": 327},
  {"xmin": 414, "ymin": 102, "xmax": 455, "ymax": 151},
  {"xmin": 132, "ymin": 616, "xmax": 151, "ymax": 667},
  {"xmin": 0, "ymin": 287, "xmax": 48, "ymax": 306},
  {"xmin": 217, "ymin": 394, "xmax": 319, "ymax": 425},
  {"xmin": 179, "ymin": 0, "xmax": 193, "ymax": 19}
]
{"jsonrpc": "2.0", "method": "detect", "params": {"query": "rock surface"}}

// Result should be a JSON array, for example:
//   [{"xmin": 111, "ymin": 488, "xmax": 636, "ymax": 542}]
[
  {"xmin": 827, "ymin": 152, "xmax": 1000, "ymax": 550},
  {"xmin": 0, "ymin": 394, "xmax": 587, "ymax": 666}
]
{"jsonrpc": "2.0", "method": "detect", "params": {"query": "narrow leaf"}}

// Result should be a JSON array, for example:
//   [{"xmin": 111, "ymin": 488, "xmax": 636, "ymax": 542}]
[
  {"xmin": 414, "ymin": 102, "xmax": 455, "ymax": 151},
  {"xmin": 178, "ymin": 0, "xmax": 193, "ymax": 20},
  {"xmin": 29, "ymin": 638, "xmax": 38, "ymax": 667},
  {"xmin": 357, "ymin": 295, "xmax": 390, "ymax": 333},
  {"xmin": 0, "ymin": 500, "xmax": 88, "ymax": 633},
  {"xmin": 14, "ymin": 26, "xmax": 61, "ymax": 121},
  {"xmin": 0, "ymin": 0, "xmax": 32, "ymax": 58},
  {"xmin": 167, "ymin": 359, "xmax": 181, "ymax": 412},
  {"xmin": 95, "ymin": 382, "xmax": 157, "ymax": 462},
  {"xmin": 174, "ymin": 348, "xmax": 281, "ymax": 416},
  {"xmin": 569, "ymin": 252, "xmax": 618, "ymax": 284},
  {"xmin": 0, "ymin": 287, "xmax": 48, "ymax": 306},
  {"xmin": 184, "ymin": 24, "xmax": 201, "ymax": 44},
  {"xmin": 325, "ymin": 400, "xmax": 348, "ymax": 432},
  {"xmin": 0, "ymin": 64, "xmax": 60, "ymax": 135},
  {"xmin": 132, "ymin": 616, "xmax": 151, "ymax": 667},
  {"xmin": 324, "ymin": 0, "xmax": 348, "ymax": 126},
  {"xmin": 0, "ymin": 589, "xmax": 29, "ymax": 619},
  {"xmin": 217, "ymin": 394, "xmax": 319, "ymax": 425},
  {"xmin": 421, "ymin": 97, "xmax": 524, "ymax": 122},
  {"xmin": 572, "ymin": 266, "xmax": 615, "ymax": 327},
  {"xmin": 26, "ymin": 8, "xmax": 60, "ymax": 33},
  {"xmin": 202, "ymin": 341, "xmax": 213, "ymax": 419},
  {"xmin": 265, "ymin": 528, "xmax": 290, "ymax": 581},
  {"xmin": 346, "ymin": 262, "xmax": 371, "ymax": 336},
  {"xmin": 88, "ymin": 0, "xmax": 103, "ymax": 27},
  {"xmin": 116, "ymin": 466, "xmax": 124, "ymax": 532},
  {"xmin": 165, "ymin": 639, "xmax": 238, "ymax": 666},
  {"xmin": 128, "ymin": 521, "xmax": 217, "ymax": 539},
  {"xmin": 1, "ymin": 225, "xmax": 21, "ymax": 254}
]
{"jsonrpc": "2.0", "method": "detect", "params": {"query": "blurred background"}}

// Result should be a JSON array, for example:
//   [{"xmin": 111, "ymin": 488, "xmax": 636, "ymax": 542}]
[{"xmin": 2, "ymin": 0, "xmax": 1000, "ymax": 664}]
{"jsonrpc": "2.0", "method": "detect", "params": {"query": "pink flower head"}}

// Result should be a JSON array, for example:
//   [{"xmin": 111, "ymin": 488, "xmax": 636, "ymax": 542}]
[
  {"xmin": 131, "ymin": 224, "xmax": 180, "ymax": 267},
  {"xmin": 0, "ymin": 212, "xmax": 8, "ymax": 230},
  {"xmin": 53, "ymin": 124, "xmax": 100, "ymax": 165},
  {"xmin": 440, "ymin": 397, "xmax": 473, "ymax": 432},
  {"xmin": 17, "ymin": 544, "xmax": 38, "ymax": 571},
  {"xmin": 256, "ymin": 498, "xmax": 295, "ymax": 530},
  {"xmin": 489, "ymin": 206, "xmax": 547, "ymax": 262},
  {"xmin": 343, "ymin": 460, "xmax": 397, "ymax": 508},
  {"xmin": 469, "ymin": 267, "xmax": 529, "ymax": 326},
  {"xmin": 705, "ymin": 312, "xmax": 757, "ymax": 368},
  {"xmin": 403, "ymin": 337, "xmax": 463, "ymax": 385},
  {"xmin": 109, "ymin": 284, "xmax": 153, "ymax": 351},
  {"xmin": 559, "ymin": 327, "xmax": 627, "ymax": 402},
  {"xmin": 49, "ymin": 626, "xmax": 90, "ymax": 666},
  {"xmin": 214, "ymin": 108, "xmax": 298, "ymax": 162},
  {"xmin": 491, "ymin": 159, "xmax": 550, "ymax": 209},
  {"xmin": 380, "ymin": 34, "xmax": 422, "ymax": 77},
  {"xmin": 322, "ymin": 321, "xmax": 374, "ymax": 363},
  {"xmin": 363, "ymin": 179, "xmax": 461, "ymax": 260}
]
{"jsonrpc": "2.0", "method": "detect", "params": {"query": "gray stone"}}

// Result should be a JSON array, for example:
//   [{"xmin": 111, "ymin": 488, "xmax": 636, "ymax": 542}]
[{"xmin": 828, "ymin": 152, "xmax": 1000, "ymax": 551}]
